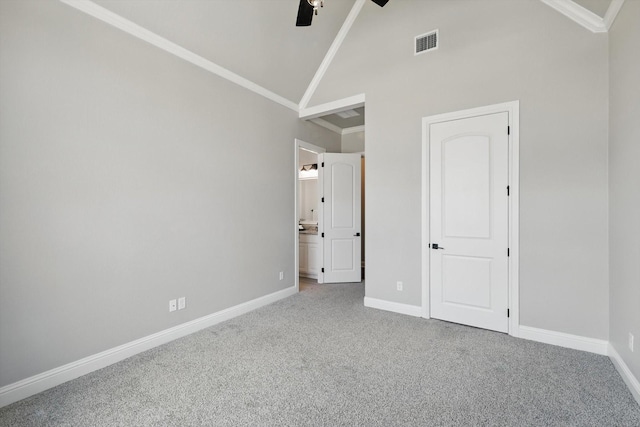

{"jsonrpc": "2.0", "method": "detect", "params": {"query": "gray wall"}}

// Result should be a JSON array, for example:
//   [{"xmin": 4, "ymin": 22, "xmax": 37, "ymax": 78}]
[
  {"xmin": 0, "ymin": 1, "xmax": 339, "ymax": 387},
  {"xmin": 341, "ymin": 131, "xmax": 365, "ymax": 153},
  {"xmin": 609, "ymin": 0, "xmax": 640, "ymax": 381},
  {"xmin": 310, "ymin": 0, "xmax": 610, "ymax": 339}
]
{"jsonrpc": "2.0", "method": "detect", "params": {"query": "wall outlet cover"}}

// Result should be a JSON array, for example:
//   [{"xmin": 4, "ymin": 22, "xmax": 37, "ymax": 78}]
[
  {"xmin": 396, "ymin": 281, "xmax": 403, "ymax": 291},
  {"xmin": 169, "ymin": 299, "xmax": 177, "ymax": 312},
  {"xmin": 178, "ymin": 297, "xmax": 186, "ymax": 310}
]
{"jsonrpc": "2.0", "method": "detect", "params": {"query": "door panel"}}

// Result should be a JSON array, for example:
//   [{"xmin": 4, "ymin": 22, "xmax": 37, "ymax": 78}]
[
  {"xmin": 442, "ymin": 255, "xmax": 492, "ymax": 309},
  {"xmin": 430, "ymin": 112, "xmax": 509, "ymax": 333},
  {"xmin": 319, "ymin": 153, "xmax": 361, "ymax": 283},
  {"xmin": 331, "ymin": 164, "xmax": 356, "ymax": 228},
  {"xmin": 331, "ymin": 239, "xmax": 356, "ymax": 271},
  {"xmin": 443, "ymin": 135, "xmax": 491, "ymax": 238}
]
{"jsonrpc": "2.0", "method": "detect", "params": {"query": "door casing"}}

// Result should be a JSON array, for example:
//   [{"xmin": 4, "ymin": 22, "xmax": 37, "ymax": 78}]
[{"xmin": 421, "ymin": 101, "xmax": 520, "ymax": 337}]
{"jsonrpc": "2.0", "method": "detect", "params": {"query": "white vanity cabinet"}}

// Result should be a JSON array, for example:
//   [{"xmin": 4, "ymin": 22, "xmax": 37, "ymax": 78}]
[{"xmin": 299, "ymin": 234, "xmax": 319, "ymax": 279}]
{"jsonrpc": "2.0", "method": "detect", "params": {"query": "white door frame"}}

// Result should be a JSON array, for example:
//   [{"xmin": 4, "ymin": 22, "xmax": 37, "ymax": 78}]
[
  {"xmin": 421, "ymin": 101, "xmax": 520, "ymax": 337},
  {"xmin": 294, "ymin": 139, "xmax": 326, "ymax": 292}
]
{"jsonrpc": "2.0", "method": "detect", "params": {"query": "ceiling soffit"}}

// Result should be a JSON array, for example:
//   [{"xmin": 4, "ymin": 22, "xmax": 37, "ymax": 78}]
[{"xmin": 321, "ymin": 107, "xmax": 364, "ymax": 128}]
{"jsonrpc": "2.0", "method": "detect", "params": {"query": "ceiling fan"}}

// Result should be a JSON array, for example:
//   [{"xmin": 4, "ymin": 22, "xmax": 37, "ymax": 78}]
[{"xmin": 296, "ymin": 0, "xmax": 389, "ymax": 27}]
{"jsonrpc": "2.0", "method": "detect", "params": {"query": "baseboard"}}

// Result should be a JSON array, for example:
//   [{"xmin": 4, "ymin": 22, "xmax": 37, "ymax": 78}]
[
  {"xmin": 608, "ymin": 344, "xmax": 640, "ymax": 406},
  {"xmin": 364, "ymin": 297, "xmax": 422, "ymax": 317},
  {"xmin": 0, "ymin": 285, "xmax": 297, "ymax": 408},
  {"xmin": 519, "ymin": 325, "xmax": 609, "ymax": 355}
]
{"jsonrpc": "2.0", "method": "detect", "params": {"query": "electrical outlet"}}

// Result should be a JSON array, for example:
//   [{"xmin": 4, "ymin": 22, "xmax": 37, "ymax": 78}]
[
  {"xmin": 178, "ymin": 297, "xmax": 186, "ymax": 310},
  {"xmin": 629, "ymin": 333, "xmax": 634, "ymax": 352},
  {"xmin": 279, "ymin": 271, "xmax": 284, "ymax": 280},
  {"xmin": 169, "ymin": 299, "xmax": 177, "ymax": 312},
  {"xmin": 396, "ymin": 281, "xmax": 403, "ymax": 291}
]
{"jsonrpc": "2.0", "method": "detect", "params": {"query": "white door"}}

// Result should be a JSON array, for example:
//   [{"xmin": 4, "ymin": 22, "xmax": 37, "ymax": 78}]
[
  {"xmin": 429, "ymin": 112, "xmax": 509, "ymax": 333},
  {"xmin": 319, "ymin": 153, "xmax": 362, "ymax": 283}
]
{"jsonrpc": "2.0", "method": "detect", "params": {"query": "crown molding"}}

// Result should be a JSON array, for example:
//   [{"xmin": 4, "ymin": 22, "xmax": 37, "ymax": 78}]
[
  {"xmin": 298, "ymin": 0, "xmax": 366, "ymax": 110},
  {"xmin": 56, "ymin": 0, "xmax": 628, "ymax": 116},
  {"xmin": 540, "ymin": 0, "xmax": 606, "ymax": 32},
  {"xmin": 540, "ymin": 0, "xmax": 625, "ymax": 33},
  {"xmin": 300, "ymin": 93, "xmax": 365, "ymax": 120},
  {"xmin": 310, "ymin": 118, "xmax": 343, "ymax": 134},
  {"xmin": 342, "ymin": 125, "xmax": 365, "ymax": 135},
  {"xmin": 309, "ymin": 120, "xmax": 365, "ymax": 136},
  {"xmin": 603, "ymin": 0, "xmax": 626, "ymax": 30},
  {"xmin": 59, "ymin": 0, "xmax": 298, "ymax": 112}
]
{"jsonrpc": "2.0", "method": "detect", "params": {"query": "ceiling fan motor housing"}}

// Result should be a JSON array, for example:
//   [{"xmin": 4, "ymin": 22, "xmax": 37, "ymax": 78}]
[{"xmin": 296, "ymin": 0, "xmax": 388, "ymax": 27}]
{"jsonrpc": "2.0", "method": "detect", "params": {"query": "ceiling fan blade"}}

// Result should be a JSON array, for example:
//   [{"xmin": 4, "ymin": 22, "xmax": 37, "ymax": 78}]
[
  {"xmin": 371, "ymin": 0, "xmax": 389, "ymax": 6},
  {"xmin": 296, "ymin": 0, "xmax": 314, "ymax": 26}
]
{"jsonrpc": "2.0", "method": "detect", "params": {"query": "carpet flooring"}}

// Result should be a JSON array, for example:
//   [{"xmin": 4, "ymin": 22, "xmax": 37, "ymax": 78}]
[{"xmin": 1, "ymin": 280, "xmax": 639, "ymax": 426}]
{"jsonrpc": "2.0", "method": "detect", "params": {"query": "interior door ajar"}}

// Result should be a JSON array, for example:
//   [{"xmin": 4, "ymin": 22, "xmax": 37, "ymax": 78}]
[
  {"xmin": 429, "ymin": 112, "xmax": 509, "ymax": 333},
  {"xmin": 318, "ymin": 153, "xmax": 362, "ymax": 283}
]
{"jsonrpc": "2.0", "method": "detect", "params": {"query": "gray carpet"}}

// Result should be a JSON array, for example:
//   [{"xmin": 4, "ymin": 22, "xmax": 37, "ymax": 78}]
[{"xmin": 1, "ymin": 280, "xmax": 639, "ymax": 426}]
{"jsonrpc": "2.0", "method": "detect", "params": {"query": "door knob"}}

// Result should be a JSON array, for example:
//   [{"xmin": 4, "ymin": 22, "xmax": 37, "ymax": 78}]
[
  {"xmin": 354, "ymin": 232, "xmax": 361, "ymax": 236},
  {"xmin": 431, "ymin": 243, "xmax": 445, "ymax": 249}
]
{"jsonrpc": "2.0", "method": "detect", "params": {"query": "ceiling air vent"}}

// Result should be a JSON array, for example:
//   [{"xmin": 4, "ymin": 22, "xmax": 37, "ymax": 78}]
[{"xmin": 415, "ymin": 30, "xmax": 438, "ymax": 55}]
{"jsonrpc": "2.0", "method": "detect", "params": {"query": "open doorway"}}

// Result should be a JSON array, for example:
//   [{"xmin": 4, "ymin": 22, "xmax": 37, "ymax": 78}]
[
  {"xmin": 298, "ymin": 148, "xmax": 320, "ymax": 281},
  {"xmin": 296, "ymin": 97, "xmax": 366, "ymax": 291},
  {"xmin": 294, "ymin": 147, "xmax": 366, "ymax": 292},
  {"xmin": 294, "ymin": 140, "xmax": 326, "ymax": 293}
]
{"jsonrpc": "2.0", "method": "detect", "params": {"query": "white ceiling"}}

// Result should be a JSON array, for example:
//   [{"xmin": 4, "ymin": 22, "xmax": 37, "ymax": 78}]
[{"xmin": 93, "ymin": 0, "xmax": 357, "ymax": 104}]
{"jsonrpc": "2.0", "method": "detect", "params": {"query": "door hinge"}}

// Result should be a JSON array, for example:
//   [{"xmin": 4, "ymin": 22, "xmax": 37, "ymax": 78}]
[
  {"xmin": 507, "ymin": 185, "xmax": 510, "ymax": 196},
  {"xmin": 321, "ymin": 197, "xmax": 324, "ymax": 203},
  {"xmin": 507, "ymin": 308, "xmax": 510, "ymax": 318},
  {"xmin": 507, "ymin": 248, "xmax": 510, "ymax": 257},
  {"xmin": 507, "ymin": 126, "xmax": 510, "ymax": 135},
  {"xmin": 321, "ymin": 267, "xmax": 325, "ymax": 273},
  {"xmin": 321, "ymin": 232, "xmax": 324, "ymax": 238},
  {"xmin": 321, "ymin": 162, "xmax": 324, "ymax": 167}
]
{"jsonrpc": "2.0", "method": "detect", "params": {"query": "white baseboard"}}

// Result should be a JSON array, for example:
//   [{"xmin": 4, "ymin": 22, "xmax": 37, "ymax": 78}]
[
  {"xmin": 359, "ymin": 306, "xmax": 639, "ymax": 403},
  {"xmin": 608, "ymin": 344, "xmax": 640, "ymax": 406},
  {"xmin": 518, "ymin": 325, "xmax": 609, "ymax": 355},
  {"xmin": 0, "ymin": 285, "xmax": 297, "ymax": 408},
  {"xmin": 364, "ymin": 297, "xmax": 422, "ymax": 317}
]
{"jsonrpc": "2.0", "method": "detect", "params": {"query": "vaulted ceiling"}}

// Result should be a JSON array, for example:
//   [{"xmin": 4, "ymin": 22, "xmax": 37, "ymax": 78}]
[
  {"xmin": 92, "ymin": 0, "xmax": 357, "ymax": 104},
  {"xmin": 65, "ymin": 0, "xmax": 622, "ymax": 131}
]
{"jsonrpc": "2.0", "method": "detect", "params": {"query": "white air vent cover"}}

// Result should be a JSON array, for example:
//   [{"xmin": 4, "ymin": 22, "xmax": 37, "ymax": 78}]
[
  {"xmin": 336, "ymin": 109, "xmax": 360, "ymax": 119},
  {"xmin": 415, "ymin": 30, "xmax": 438, "ymax": 55}
]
